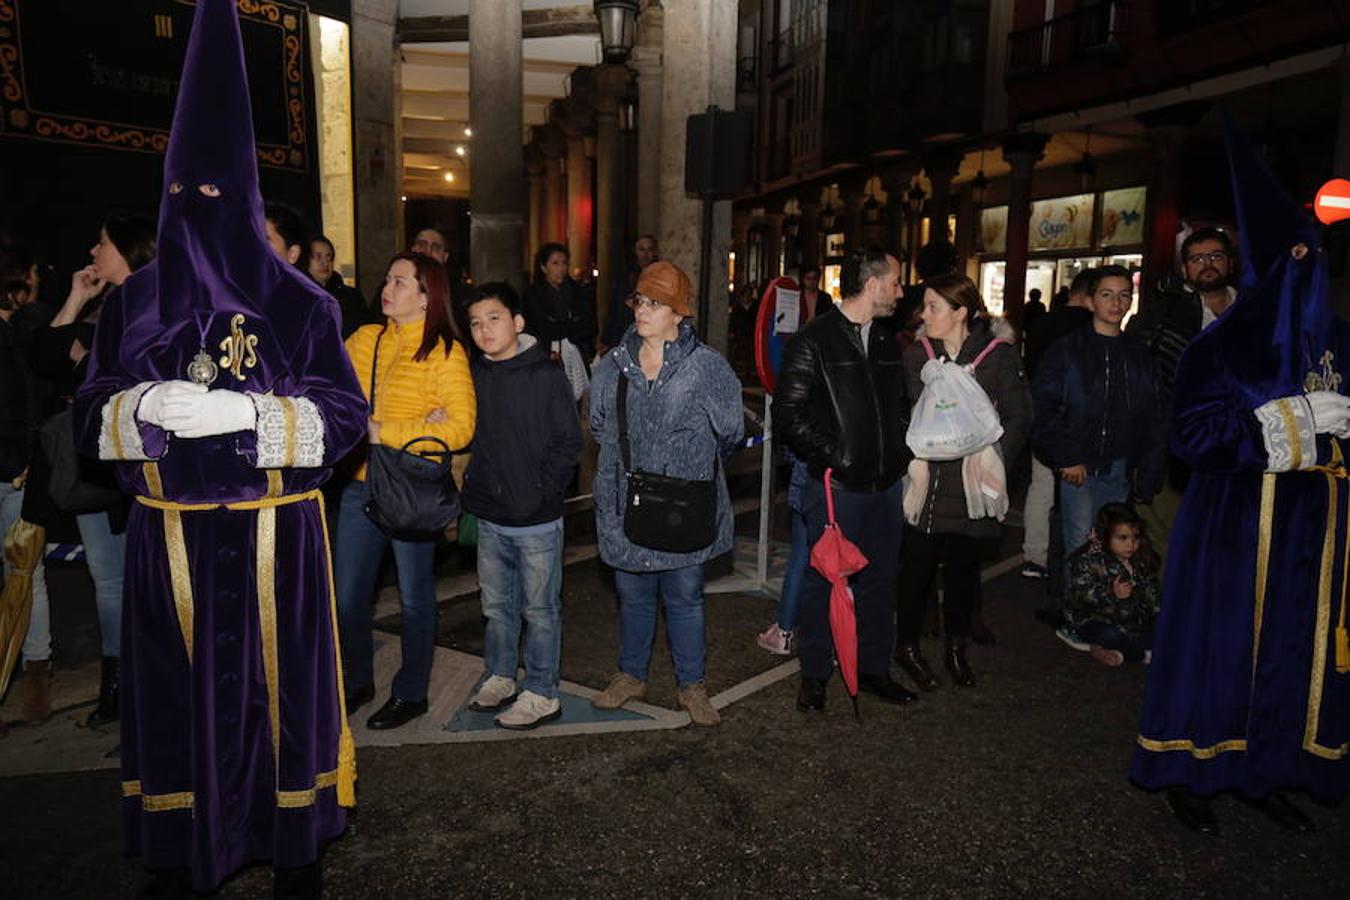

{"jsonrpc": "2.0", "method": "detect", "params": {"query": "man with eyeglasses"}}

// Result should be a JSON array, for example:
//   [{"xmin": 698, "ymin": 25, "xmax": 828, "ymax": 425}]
[{"xmin": 1126, "ymin": 226, "xmax": 1238, "ymax": 566}]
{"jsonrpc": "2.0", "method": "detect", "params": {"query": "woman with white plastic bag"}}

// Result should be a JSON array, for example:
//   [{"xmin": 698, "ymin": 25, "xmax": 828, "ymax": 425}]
[{"xmin": 894, "ymin": 275, "xmax": 1031, "ymax": 691}]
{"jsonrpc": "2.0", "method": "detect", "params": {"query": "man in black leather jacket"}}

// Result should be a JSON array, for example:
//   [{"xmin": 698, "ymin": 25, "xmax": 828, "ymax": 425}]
[{"xmin": 775, "ymin": 246, "xmax": 915, "ymax": 712}]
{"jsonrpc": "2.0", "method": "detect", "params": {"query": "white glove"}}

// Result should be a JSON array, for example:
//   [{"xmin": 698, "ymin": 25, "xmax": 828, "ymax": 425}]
[
  {"xmin": 137, "ymin": 381, "xmax": 207, "ymax": 428},
  {"xmin": 1306, "ymin": 391, "xmax": 1350, "ymax": 438},
  {"xmin": 159, "ymin": 389, "xmax": 257, "ymax": 438}
]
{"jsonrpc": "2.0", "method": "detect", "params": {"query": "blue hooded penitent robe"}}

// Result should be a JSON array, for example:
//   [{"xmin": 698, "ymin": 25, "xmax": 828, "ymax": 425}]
[
  {"xmin": 1131, "ymin": 123, "xmax": 1350, "ymax": 801},
  {"xmin": 71, "ymin": 0, "xmax": 366, "ymax": 889}
]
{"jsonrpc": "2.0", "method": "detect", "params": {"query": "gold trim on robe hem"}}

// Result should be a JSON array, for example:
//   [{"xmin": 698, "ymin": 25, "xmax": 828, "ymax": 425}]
[
  {"xmin": 122, "ymin": 769, "xmax": 341, "ymax": 811},
  {"xmin": 1134, "ymin": 736, "xmax": 1248, "ymax": 759}
]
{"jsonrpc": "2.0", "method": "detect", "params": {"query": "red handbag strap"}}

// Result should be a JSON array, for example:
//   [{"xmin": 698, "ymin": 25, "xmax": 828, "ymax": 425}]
[
  {"xmin": 919, "ymin": 336, "xmax": 936, "ymax": 361},
  {"xmin": 823, "ymin": 467, "xmax": 836, "ymax": 525}
]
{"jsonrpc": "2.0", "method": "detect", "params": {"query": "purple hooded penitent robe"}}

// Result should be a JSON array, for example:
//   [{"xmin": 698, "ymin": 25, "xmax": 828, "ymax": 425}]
[
  {"xmin": 1131, "ymin": 122, "xmax": 1350, "ymax": 802},
  {"xmin": 71, "ymin": 0, "xmax": 366, "ymax": 890}
]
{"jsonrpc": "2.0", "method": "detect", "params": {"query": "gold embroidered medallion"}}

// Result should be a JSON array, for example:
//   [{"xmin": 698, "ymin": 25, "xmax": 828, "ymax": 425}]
[
  {"xmin": 1305, "ymin": 351, "xmax": 1344, "ymax": 394},
  {"xmin": 218, "ymin": 314, "xmax": 259, "ymax": 382}
]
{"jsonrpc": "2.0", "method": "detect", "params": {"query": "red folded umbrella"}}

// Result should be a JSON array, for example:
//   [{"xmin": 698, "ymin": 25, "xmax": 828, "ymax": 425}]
[{"xmin": 809, "ymin": 467, "xmax": 869, "ymax": 714}]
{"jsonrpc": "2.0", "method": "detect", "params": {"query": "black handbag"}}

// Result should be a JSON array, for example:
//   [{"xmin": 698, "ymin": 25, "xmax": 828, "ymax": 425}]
[
  {"xmin": 616, "ymin": 376, "xmax": 718, "ymax": 553},
  {"xmin": 362, "ymin": 326, "xmax": 460, "ymax": 539},
  {"xmin": 39, "ymin": 407, "xmax": 123, "ymax": 513}
]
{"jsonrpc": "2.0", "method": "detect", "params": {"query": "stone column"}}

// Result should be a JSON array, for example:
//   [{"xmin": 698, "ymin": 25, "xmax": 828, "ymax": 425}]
[
  {"xmin": 565, "ymin": 131, "xmax": 594, "ymax": 279},
  {"xmin": 631, "ymin": 6, "xmax": 665, "ymax": 240},
  {"xmin": 922, "ymin": 148, "xmax": 962, "ymax": 246},
  {"xmin": 1142, "ymin": 126, "xmax": 1186, "ymax": 307},
  {"xmin": 525, "ymin": 150, "xmax": 546, "ymax": 276},
  {"xmin": 840, "ymin": 177, "xmax": 867, "ymax": 253},
  {"xmin": 469, "ymin": 0, "xmax": 525, "ymax": 288},
  {"xmin": 1001, "ymin": 133, "xmax": 1049, "ymax": 325},
  {"xmin": 594, "ymin": 64, "xmax": 631, "ymax": 337},
  {"xmin": 658, "ymin": 0, "xmax": 738, "ymax": 353},
  {"xmin": 730, "ymin": 212, "xmax": 752, "ymax": 293},
  {"xmin": 798, "ymin": 196, "xmax": 821, "ymax": 272},
  {"xmin": 763, "ymin": 204, "xmax": 785, "ymax": 280},
  {"xmin": 542, "ymin": 135, "xmax": 568, "ymax": 247},
  {"xmin": 351, "ymin": 0, "xmax": 401, "ymax": 298},
  {"xmin": 880, "ymin": 165, "xmax": 918, "ymax": 278},
  {"xmin": 953, "ymin": 183, "xmax": 979, "ymax": 279}
]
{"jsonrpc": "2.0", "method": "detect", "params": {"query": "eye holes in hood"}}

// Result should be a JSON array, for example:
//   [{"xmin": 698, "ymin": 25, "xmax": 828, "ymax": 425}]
[{"xmin": 166, "ymin": 182, "xmax": 223, "ymax": 197}]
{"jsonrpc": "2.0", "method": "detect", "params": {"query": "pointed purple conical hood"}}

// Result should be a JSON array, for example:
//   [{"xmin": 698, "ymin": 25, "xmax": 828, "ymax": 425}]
[
  {"xmin": 163, "ymin": 0, "xmax": 263, "ymax": 223},
  {"xmin": 117, "ymin": 0, "xmax": 310, "ymax": 368}
]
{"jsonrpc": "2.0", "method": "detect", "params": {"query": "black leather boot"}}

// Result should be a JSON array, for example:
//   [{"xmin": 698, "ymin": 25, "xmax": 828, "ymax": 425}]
[
  {"xmin": 894, "ymin": 644, "xmax": 940, "ymax": 691},
  {"xmin": 85, "ymin": 656, "xmax": 120, "ymax": 728},
  {"xmin": 944, "ymin": 639, "xmax": 975, "ymax": 687}
]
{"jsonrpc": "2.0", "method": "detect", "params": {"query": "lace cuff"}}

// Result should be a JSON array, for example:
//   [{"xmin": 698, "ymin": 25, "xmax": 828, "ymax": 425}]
[
  {"xmin": 1254, "ymin": 396, "xmax": 1316, "ymax": 472},
  {"xmin": 249, "ymin": 394, "xmax": 325, "ymax": 468},
  {"xmin": 98, "ymin": 382, "xmax": 160, "ymax": 461}
]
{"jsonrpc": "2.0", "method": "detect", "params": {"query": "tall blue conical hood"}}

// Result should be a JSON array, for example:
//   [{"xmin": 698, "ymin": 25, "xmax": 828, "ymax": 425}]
[
  {"xmin": 117, "ymin": 0, "xmax": 308, "ymax": 368},
  {"xmin": 1196, "ymin": 117, "xmax": 1335, "ymax": 402}
]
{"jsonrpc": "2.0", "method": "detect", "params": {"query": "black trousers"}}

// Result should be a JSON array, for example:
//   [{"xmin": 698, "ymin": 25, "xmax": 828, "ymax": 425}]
[
  {"xmin": 896, "ymin": 527, "xmax": 981, "ymax": 644},
  {"xmin": 797, "ymin": 479, "xmax": 902, "ymax": 682}
]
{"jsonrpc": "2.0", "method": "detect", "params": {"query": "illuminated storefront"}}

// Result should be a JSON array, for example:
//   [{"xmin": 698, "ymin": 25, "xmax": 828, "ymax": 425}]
[{"xmin": 977, "ymin": 186, "xmax": 1147, "ymax": 318}]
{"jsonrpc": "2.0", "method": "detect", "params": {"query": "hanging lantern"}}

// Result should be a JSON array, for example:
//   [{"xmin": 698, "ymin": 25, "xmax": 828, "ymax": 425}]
[{"xmin": 594, "ymin": 0, "xmax": 640, "ymax": 63}]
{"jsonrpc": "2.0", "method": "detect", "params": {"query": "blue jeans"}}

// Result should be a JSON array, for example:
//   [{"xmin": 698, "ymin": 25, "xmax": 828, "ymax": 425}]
[
  {"xmin": 1060, "ymin": 458, "xmax": 1130, "ymax": 561},
  {"xmin": 1077, "ymin": 619, "xmax": 1152, "ymax": 663},
  {"xmin": 477, "ymin": 518, "xmax": 564, "ymax": 699},
  {"xmin": 335, "ymin": 479, "xmax": 438, "ymax": 703},
  {"xmin": 775, "ymin": 509, "xmax": 809, "ymax": 631},
  {"xmin": 76, "ymin": 511, "xmax": 125, "ymax": 658},
  {"xmin": 614, "ymin": 564, "xmax": 705, "ymax": 687}
]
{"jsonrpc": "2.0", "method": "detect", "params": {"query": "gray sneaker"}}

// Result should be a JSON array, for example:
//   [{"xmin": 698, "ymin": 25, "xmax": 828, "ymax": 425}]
[
  {"xmin": 592, "ymin": 672, "xmax": 646, "ymax": 710},
  {"xmin": 469, "ymin": 674, "xmax": 518, "ymax": 711},
  {"xmin": 495, "ymin": 691, "xmax": 562, "ymax": 730}
]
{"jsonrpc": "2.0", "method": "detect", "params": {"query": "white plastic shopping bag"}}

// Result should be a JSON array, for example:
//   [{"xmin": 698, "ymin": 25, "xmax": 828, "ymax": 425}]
[{"xmin": 904, "ymin": 337, "xmax": 1006, "ymax": 461}]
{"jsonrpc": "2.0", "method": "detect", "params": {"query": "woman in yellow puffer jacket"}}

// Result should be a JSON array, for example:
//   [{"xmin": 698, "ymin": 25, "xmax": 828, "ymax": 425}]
[{"xmin": 336, "ymin": 251, "xmax": 476, "ymax": 731}]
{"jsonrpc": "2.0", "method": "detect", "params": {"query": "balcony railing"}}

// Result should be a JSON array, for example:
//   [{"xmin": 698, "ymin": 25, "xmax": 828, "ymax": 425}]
[
  {"xmin": 1159, "ymin": 0, "xmax": 1275, "ymax": 33},
  {"xmin": 1007, "ymin": 1, "xmax": 1128, "ymax": 77}
]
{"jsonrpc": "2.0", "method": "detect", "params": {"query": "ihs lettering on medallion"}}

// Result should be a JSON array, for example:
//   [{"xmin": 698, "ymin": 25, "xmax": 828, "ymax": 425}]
[{"xmin": 218, "ymin": 313, "xmax": 259, "ymax": 382}]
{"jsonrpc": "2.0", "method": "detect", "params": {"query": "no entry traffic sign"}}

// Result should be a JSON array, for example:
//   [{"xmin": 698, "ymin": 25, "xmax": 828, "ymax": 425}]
[{"xmin": 1314, "ymin": 178, "xmax": 1350, "ymax": 225}]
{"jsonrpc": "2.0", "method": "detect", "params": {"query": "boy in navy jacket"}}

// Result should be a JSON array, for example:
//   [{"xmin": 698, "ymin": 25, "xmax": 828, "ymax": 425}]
[{"xmin": 462, "ymin": 282, "xmax": 582, "ymax": 729}]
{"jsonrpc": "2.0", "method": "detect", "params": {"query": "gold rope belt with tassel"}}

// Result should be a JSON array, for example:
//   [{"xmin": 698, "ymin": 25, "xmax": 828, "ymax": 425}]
[{"xmin": 132, "ymin": 485, "xmax": 356, "ymax": 809}]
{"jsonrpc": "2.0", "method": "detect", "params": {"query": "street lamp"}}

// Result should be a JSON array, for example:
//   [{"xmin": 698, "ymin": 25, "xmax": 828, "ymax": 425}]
[{"xmin": 594, "ymin": 0, "xmax": 639, "ymax": 63}]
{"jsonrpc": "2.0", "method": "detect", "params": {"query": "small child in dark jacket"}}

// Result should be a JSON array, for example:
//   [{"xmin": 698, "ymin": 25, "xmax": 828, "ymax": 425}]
[
  {"xmin": 1061, "ymin": 502, "xmax": 1159, "ymax": 667},
  {"xmin": 461, "ymin": 282, "xmax": 583, "ymax": 729}
]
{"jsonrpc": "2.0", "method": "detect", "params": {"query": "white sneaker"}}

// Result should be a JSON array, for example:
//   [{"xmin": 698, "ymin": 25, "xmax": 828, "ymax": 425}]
[
  {"xmin": 1055, "ymin": 627, "xmax": 1091, "ymax": 652},
  {"xmin": 469, "ymin": 674, "xmax": 518, "ymax": 711},
  {"xmin": 495, "ymin": 690, "xmax": 562, "ymax": 730}
]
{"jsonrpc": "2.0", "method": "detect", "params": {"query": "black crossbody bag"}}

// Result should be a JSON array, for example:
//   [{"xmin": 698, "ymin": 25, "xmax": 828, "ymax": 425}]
[
  {"xmin": 616, "ymin": 376, "xmax": 718, "ymax": 553},
  {"xmin": 362, "ymin": 326, "xmax": 461, "ymax": 539}
]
